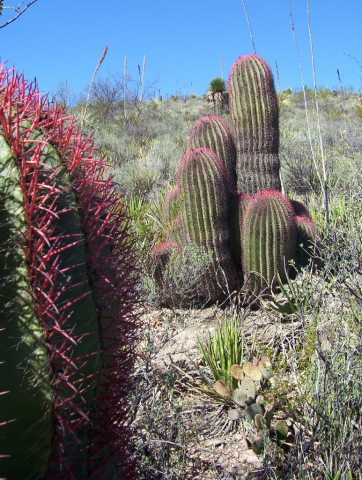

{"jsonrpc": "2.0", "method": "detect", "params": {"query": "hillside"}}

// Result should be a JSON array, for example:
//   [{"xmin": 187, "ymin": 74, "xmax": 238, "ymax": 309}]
[{"xmin": 62, "ymin": 81, "xmax": 362, "ymax": 479}]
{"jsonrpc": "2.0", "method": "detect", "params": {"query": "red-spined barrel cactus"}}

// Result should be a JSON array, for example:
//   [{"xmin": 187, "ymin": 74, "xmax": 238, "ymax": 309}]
[
  {"xmin": 228, "ymin": 54, "xmax": 281, "ymax": 195},
  {"xmin": 241, "ymin": 190, "xmax": 297, "ymax": 301},
  {"xmin": 176, "ymin": 147, "xmax": 237, "ymax": 302},
  {"xmin": 0, "ymin": 65, "xmax": 139, "ymax": 479},
  {"xmin": 188, "ymin": 115, "xmax": 237, "ymax": 193}
]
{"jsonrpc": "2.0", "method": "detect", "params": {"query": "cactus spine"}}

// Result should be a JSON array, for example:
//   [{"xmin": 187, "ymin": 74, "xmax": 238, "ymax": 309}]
[
  {"xmin": 0, "ymin": 66, "xmax": 138, "ymax": 479},
  {"xmin": 228, "ymin": 54, "xmax": 281, "ymax": 195}
]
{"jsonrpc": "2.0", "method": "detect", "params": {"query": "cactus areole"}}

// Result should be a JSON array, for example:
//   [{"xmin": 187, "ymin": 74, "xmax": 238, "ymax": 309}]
[{"xmin": 0, "ymin": 65, "xmax": 139, "ymax": 479}]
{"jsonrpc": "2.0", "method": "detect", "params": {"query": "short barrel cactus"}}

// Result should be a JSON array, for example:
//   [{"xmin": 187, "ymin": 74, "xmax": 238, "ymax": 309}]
[
  {"xmin": 241, "ymin": 190, "xmax": 297, "ymax": 300},
  {"xmin": 0, "ymin": 65, "xmax": 139, "ymax": 479}
]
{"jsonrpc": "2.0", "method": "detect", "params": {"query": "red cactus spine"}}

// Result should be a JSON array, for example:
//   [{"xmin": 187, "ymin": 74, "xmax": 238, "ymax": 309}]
[{"xmin": 0, "ymin": 65, "xmax": 139, "ymax": 479}]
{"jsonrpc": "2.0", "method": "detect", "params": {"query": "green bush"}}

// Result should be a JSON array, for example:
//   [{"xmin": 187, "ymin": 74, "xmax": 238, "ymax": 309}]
[{"xmin": 209, "ymin": 77, "xmax": 226, "ymax": 93}]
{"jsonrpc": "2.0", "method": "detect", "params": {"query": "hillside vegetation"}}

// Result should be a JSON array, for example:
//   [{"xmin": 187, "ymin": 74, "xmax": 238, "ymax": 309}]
[{"xmin": 60, "ymin": 79, "xmax": 362, "ymax": 479}]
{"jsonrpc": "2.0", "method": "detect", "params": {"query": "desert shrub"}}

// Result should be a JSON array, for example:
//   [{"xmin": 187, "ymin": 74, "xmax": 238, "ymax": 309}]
[
  {"xmin": 209, "ymin": 77, "xmax": 226, "ymax": 93},
  {"xmin": 258, "ymin": 188, "xmax": 362, "ymax": 479},
  {"xmin": 280, "ymin": 89, "xmax": 362, "ymax": 198},
  {"xmin": 144, "ymin": 244, "xmax": 213, "ymax": 308}
]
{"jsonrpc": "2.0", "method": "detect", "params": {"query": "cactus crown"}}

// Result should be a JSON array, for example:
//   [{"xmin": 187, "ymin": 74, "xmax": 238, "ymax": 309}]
[{"xmin": 228, "ymin": 54, "xmax": 279, "ymax": 153}]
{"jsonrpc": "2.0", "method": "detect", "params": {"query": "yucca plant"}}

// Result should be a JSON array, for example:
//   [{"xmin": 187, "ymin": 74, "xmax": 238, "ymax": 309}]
[
  {"xmin": 0, "ymin": 64, "xmax": 139, "ymax": 479},
  {"xmin": 196, "ymin": 313, "xmax": 244, "ymax": 388}
]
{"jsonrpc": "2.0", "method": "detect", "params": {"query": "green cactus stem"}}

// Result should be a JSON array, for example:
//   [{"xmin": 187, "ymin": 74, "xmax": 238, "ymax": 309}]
[
  {"xmin": 241, "ymin": 190, "xmax": 297, "ymax": 301},
  {"xmin": 275, "ymin": 419, "xmax": 289, "ymax": 440},
  {"xmin": 0, "ymin": 65, "xmax": 139, "ymax": 479},
  {"xmin": 188, "ymin": 115, "xmax": 237, "ymax": 193},
  {"xmin": 176, "ymin": 147, "xmax": 237, "ymax": 302},
  {"xmin": 230, "ymin": 193, "xmax": 251, "ymax": 266},
  {"xmin": 238, "ymin": 377, "xmax": 256, "ymax": 400},
  {"xmin": 245, "ymin": 404, "xmax": 263, "ymax": 423},
  {"xmin": 228, "ymin": 54, "xmax": 281, "ymax": 195}
]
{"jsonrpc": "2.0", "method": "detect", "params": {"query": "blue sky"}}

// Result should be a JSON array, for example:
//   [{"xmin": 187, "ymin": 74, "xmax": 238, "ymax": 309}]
[{"xmin": 1, "ymin": 0, "xmax": 361, "ymax": 100}]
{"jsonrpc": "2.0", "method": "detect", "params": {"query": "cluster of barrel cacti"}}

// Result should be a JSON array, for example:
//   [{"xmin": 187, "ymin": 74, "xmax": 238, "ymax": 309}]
[
  {"xmin": 213, "ymin": 357, "xmax": 292, "ymax": 455},
  {"xmin": 151, "ymin": 53, "xmax": 321, "ymax": 306},
  {"xmin": 0, "ymin": 65, "xmax": 139, "ymax": 478}
]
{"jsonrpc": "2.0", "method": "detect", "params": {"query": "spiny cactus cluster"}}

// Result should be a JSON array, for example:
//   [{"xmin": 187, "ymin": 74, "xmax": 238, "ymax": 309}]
[
  {"xmin": 150, "ymin": 53, "xmax": 321, "ymax": 306},
  {"xmin": 0, "ymin": 65, "xmax": 139, "ymax": 479},
  {"xmin": 213, "ymin": 356, "xmax": 292, "ymax": 454}
]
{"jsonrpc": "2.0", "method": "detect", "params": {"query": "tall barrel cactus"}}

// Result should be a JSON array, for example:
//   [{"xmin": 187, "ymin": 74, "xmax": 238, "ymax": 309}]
[
  {"xmin": 176, "ymin": 147, "xmax": 237, "ymax": 301},
  {"xmin": 0, "ymin": 65, "xmax": 139, "ymax": 479},
  {"xmin": 241, "ymin": 190, "xmax": 297, "ymax": 300},
  {"xmin": 228, "ymin": 54, "xmax": 281, "ymax": 195},
  {"xmin": 188, "ymin": 115, "xmax": 237, "ymax": 193}
]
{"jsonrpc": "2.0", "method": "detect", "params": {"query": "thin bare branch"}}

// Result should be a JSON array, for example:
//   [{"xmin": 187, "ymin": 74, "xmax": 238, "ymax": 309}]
[
  {"xmin": 0, "ymin": 0, "xmax": 38, "ymax": 29},
  {"xmin": 288, "ymin": 1, "xmax": 326, "ymax": 216},
  {"xmin": 82, "ymin": 44, "xmax": 109, "ymax": 128},
  {"xmin": 241, "ymin": 0, "xmax": 256, "ymax": 54}
]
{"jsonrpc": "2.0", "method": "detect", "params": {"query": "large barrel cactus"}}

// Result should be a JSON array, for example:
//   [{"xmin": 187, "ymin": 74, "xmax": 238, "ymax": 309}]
[
  {"xmin": 0, "ymin": 65, "xmax": 139, "ymax": 479},
  {"xmin": 176, "ymin": 147, "xmax": 237, "ymax": 301},
  {"xmin": 228, "ymin": 54, "xmax": 281, "ymax": 195}
]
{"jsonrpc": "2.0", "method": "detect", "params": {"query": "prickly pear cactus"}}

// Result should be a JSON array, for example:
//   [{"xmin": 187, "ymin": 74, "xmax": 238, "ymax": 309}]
[{"xmin": 0, "ymin": 65, "xmax": 139, "ymax": 479}]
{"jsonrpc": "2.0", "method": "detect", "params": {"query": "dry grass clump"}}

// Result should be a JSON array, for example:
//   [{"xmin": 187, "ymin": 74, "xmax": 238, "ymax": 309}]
[{"xmin": 279, "ymin": 88, "xmax": 362, "ymax": 198}]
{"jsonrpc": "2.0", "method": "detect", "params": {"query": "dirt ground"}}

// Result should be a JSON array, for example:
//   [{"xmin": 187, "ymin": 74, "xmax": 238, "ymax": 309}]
[{"xmin": 132, "ymin": 304, "xmax": 302, "ymax": 479}]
